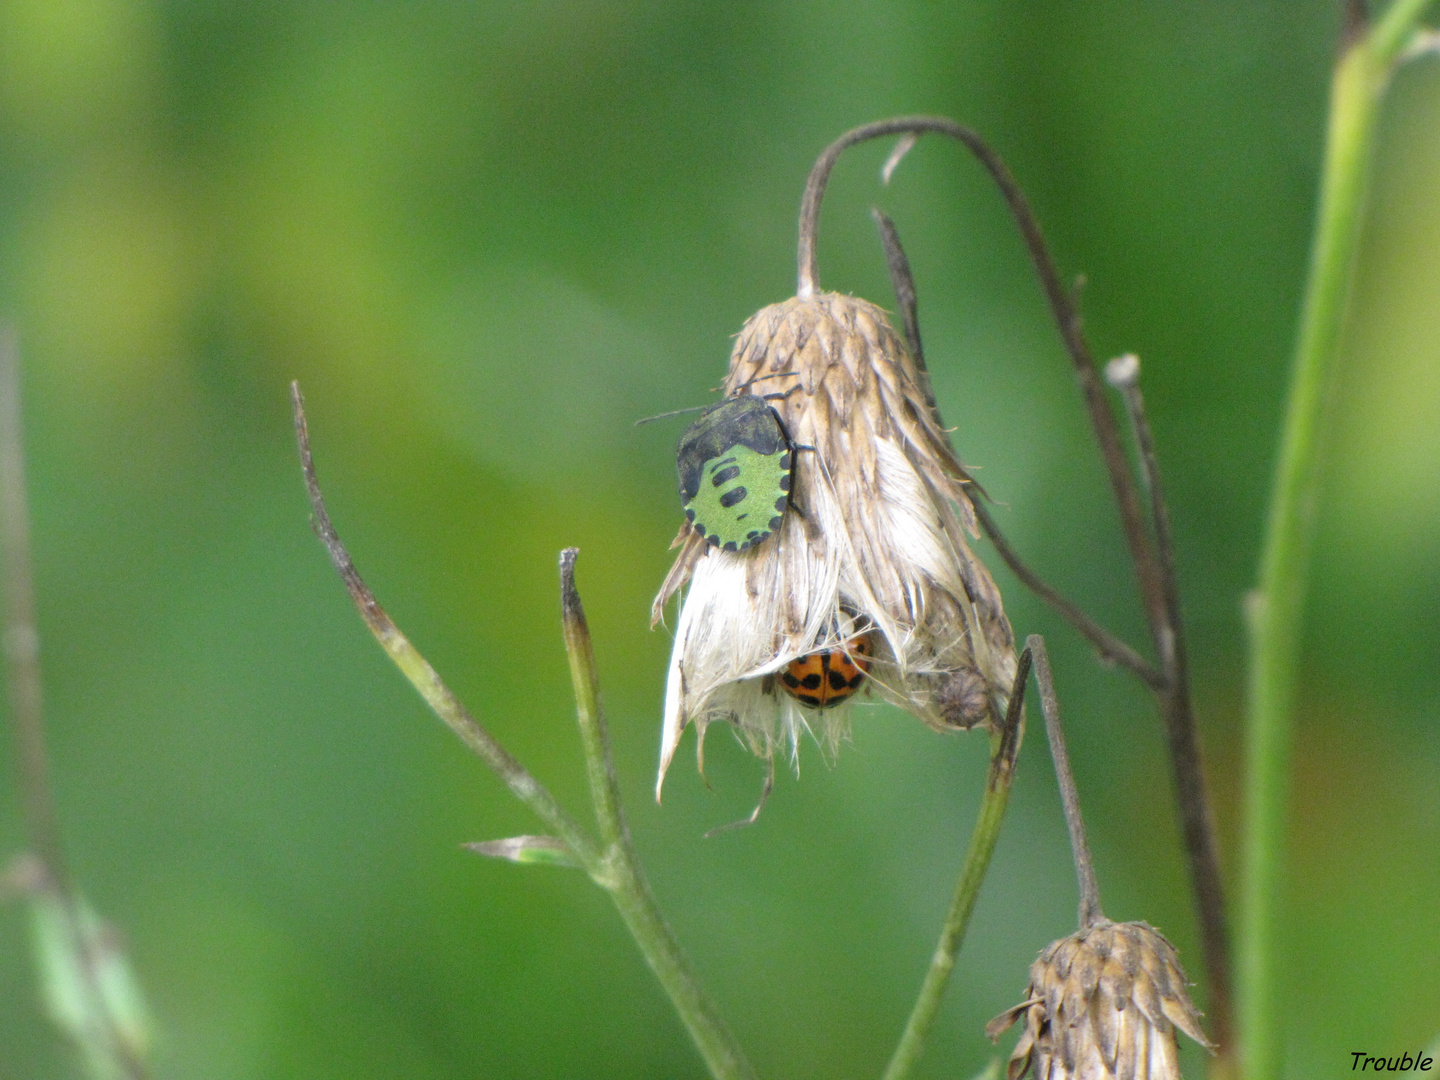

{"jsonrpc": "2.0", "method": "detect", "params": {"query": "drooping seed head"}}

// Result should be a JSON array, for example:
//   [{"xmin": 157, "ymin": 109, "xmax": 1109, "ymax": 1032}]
[{"xmin": 653, "ymin": 291, "xmax": 1016, "ymax": 797}]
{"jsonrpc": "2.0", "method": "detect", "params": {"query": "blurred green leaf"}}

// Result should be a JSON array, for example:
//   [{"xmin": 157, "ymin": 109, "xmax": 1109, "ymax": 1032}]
[{"xmin": 31, "ymin": 888, "xmax": 152, "ymax": 1080}]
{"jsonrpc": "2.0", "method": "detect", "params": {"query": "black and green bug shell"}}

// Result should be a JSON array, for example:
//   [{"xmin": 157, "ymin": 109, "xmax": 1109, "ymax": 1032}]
[{"xmin": 676, "ymin": 395, "xmax": 793, "ymax": 553}]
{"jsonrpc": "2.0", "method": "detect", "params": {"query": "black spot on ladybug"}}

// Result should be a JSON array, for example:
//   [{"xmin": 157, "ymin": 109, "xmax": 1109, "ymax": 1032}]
[
  {"xmin": 828, "ymin": 669, "xmax": 848, "ymax": 691},
  {"xmin": 781, "ymin": 671, "xmax": 802, "ymax": 689},
  {"xmin": 848, "ymin": 673, "xmax": 865, "ymax": 689},
  {"xmin": 800, "ymin": 672, "xmax": 822, "ymax": 690},
  {"xmin": 719, "ymin": 487, "xmax": 748, "ymax": 509},
  {"xmin": 798, "ymin": 694, "xmax": 822, "ymax": 708}
]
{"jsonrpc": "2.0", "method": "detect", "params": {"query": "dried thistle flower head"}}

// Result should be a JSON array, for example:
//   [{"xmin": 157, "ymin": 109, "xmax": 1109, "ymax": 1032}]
[
  {"xmin": 653, "ymin": 291, "xmax": 1016, "ymax": 797},
  {"xmin": 987, "ymin": 920, "xmax": 1212, "ymax": 1080}
]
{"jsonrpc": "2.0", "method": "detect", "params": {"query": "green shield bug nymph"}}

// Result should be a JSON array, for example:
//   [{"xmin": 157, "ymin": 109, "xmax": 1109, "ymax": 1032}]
[{"xmin": 676, "ymin": 395, "xmax": 793, "ymax": 552}]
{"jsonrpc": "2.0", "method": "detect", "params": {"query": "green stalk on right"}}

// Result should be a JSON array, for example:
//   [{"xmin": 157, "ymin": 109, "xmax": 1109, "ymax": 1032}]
[{"xmin": 1238, "ymin": 4, "xmax": 1434, "ymax": 1078}]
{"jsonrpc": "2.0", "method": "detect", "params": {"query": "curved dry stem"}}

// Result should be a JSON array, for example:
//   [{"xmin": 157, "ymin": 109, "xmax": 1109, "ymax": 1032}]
[
  {"xmin": 799, "ymin": 116, "xmax": 1165, "ymax": 653},
  {"xmin": 808, "ymin": 115, "xmax": 1233, "ymax": 1055},
  {"xmin": 972, "ymin": 499, "xmax": 1163, "ymax": 688},
  {"xmin": 870, "ymin": 210, "xmax": 1162, "ymax": 688}
]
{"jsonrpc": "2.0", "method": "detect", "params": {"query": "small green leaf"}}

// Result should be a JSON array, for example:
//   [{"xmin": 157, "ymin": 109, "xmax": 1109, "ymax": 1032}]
[
  {"xmin": 464, "ymin": 835, "xmax": 580, "ymax": 868},
  {"xmin": 30, "ymin": 889, "xmax": 152, "ymax": 1080}
]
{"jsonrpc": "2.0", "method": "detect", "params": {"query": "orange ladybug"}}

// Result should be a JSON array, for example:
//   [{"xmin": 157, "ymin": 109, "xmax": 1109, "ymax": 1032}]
[{"xmin": 779, "ymin": 633, "xmax": 873, "ymax": 710}]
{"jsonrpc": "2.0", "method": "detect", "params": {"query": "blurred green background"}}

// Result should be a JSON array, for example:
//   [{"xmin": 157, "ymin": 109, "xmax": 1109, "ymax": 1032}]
[{"xmin": 0, "ymin": 2, "xmax": 1435, "ymax": 1077}]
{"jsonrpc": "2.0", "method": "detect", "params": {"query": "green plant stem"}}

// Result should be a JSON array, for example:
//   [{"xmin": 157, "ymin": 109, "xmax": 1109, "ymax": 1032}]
[
  {"xmin": 559, "ymin": 550, "xmax": 758, "ymax": 1080},
  {"xmin": 293, "ymin": 385, "xmax": 757, "ymax": 1080},
  {"xmin": 292, "ymin": 384, "xmax": 602, "ymax": 869},
  {"xmin": 1239, "ymin": 5, "xmax": 1432, "ymax": 1078},
  {"xmin": 599, "ymin": 847, "xmax": 759, "ymax": 1080},
  {"xmin": 882, "ymin": 648, "xmax": 1030, "ymax": 1080},
  {"xmin": 1, "ymin": 329, "xmax": 151, "ymax": 1080}
]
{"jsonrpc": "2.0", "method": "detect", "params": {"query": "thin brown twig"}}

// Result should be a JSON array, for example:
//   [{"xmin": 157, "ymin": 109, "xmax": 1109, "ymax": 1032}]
[
  {"xmin": 870, "ymin": 209, "xmax": 931, "ymax": 408},
  {"xmin": 799, "ymin": 117, "xmax": 1168, "ymax": 640},
  {"xmin": 802, "ymin": 116, "xmax": 1233, "ymax": 1057},
  {"xmin": 869, "ymin": 207, "xmax": 1163, "ymax": 689},
  {"xmin": 1027, "ymin": 635, "xmax": 1103, "ymax": 929},
  {"xmin": 1106, "ymin": 354, "xmax": 1233, "ymax": 1053},
  {"xmin": 973, "ymin": 500, "xmax": 1164, "ymax": 688}
]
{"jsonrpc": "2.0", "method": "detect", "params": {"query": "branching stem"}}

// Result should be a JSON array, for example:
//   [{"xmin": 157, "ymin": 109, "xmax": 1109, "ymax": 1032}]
[
  {"xmin": 814, "ymin": 116, "xmax": 1234, "ymax": 1059},
  {"xmin": 869, "ymin": 210, "xmax": 1163, "ymax": 689},
  {"xmin": 293, "ymin": 384, "xmax": 757, "ymax": 1080}
]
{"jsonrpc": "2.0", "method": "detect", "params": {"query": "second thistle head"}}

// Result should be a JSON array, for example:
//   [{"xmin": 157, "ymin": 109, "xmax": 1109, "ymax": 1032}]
[
  {"xmin": 988, "ymin": 920, "xmax": 1212, "ymax": 1080},
  {"xmin": 652, "ymin": 289, "xmax": 1016, "ymax": 796}
]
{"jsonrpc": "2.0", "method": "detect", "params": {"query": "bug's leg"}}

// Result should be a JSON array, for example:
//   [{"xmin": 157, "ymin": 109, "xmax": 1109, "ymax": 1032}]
[
  {"xmin": 760, "ymin": 383, "xmax": 802, "ymax": 403},
  {"xmin": 703, "ymin": 750, "xmax": 775, "ymax": 838}
]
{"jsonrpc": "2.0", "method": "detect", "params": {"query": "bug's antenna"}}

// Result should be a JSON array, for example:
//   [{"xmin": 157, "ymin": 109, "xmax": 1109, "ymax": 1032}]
[
  {"xmin": 634, "ymin": 406, "xmax": 709, "ymax": 427},
  {"xmin": 639, "ymin": 371, "xmax": 801, "ymax": 426},
  {"xmin": 739, "ymin": 370, "xmax": 799, "ymax": 388}
]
